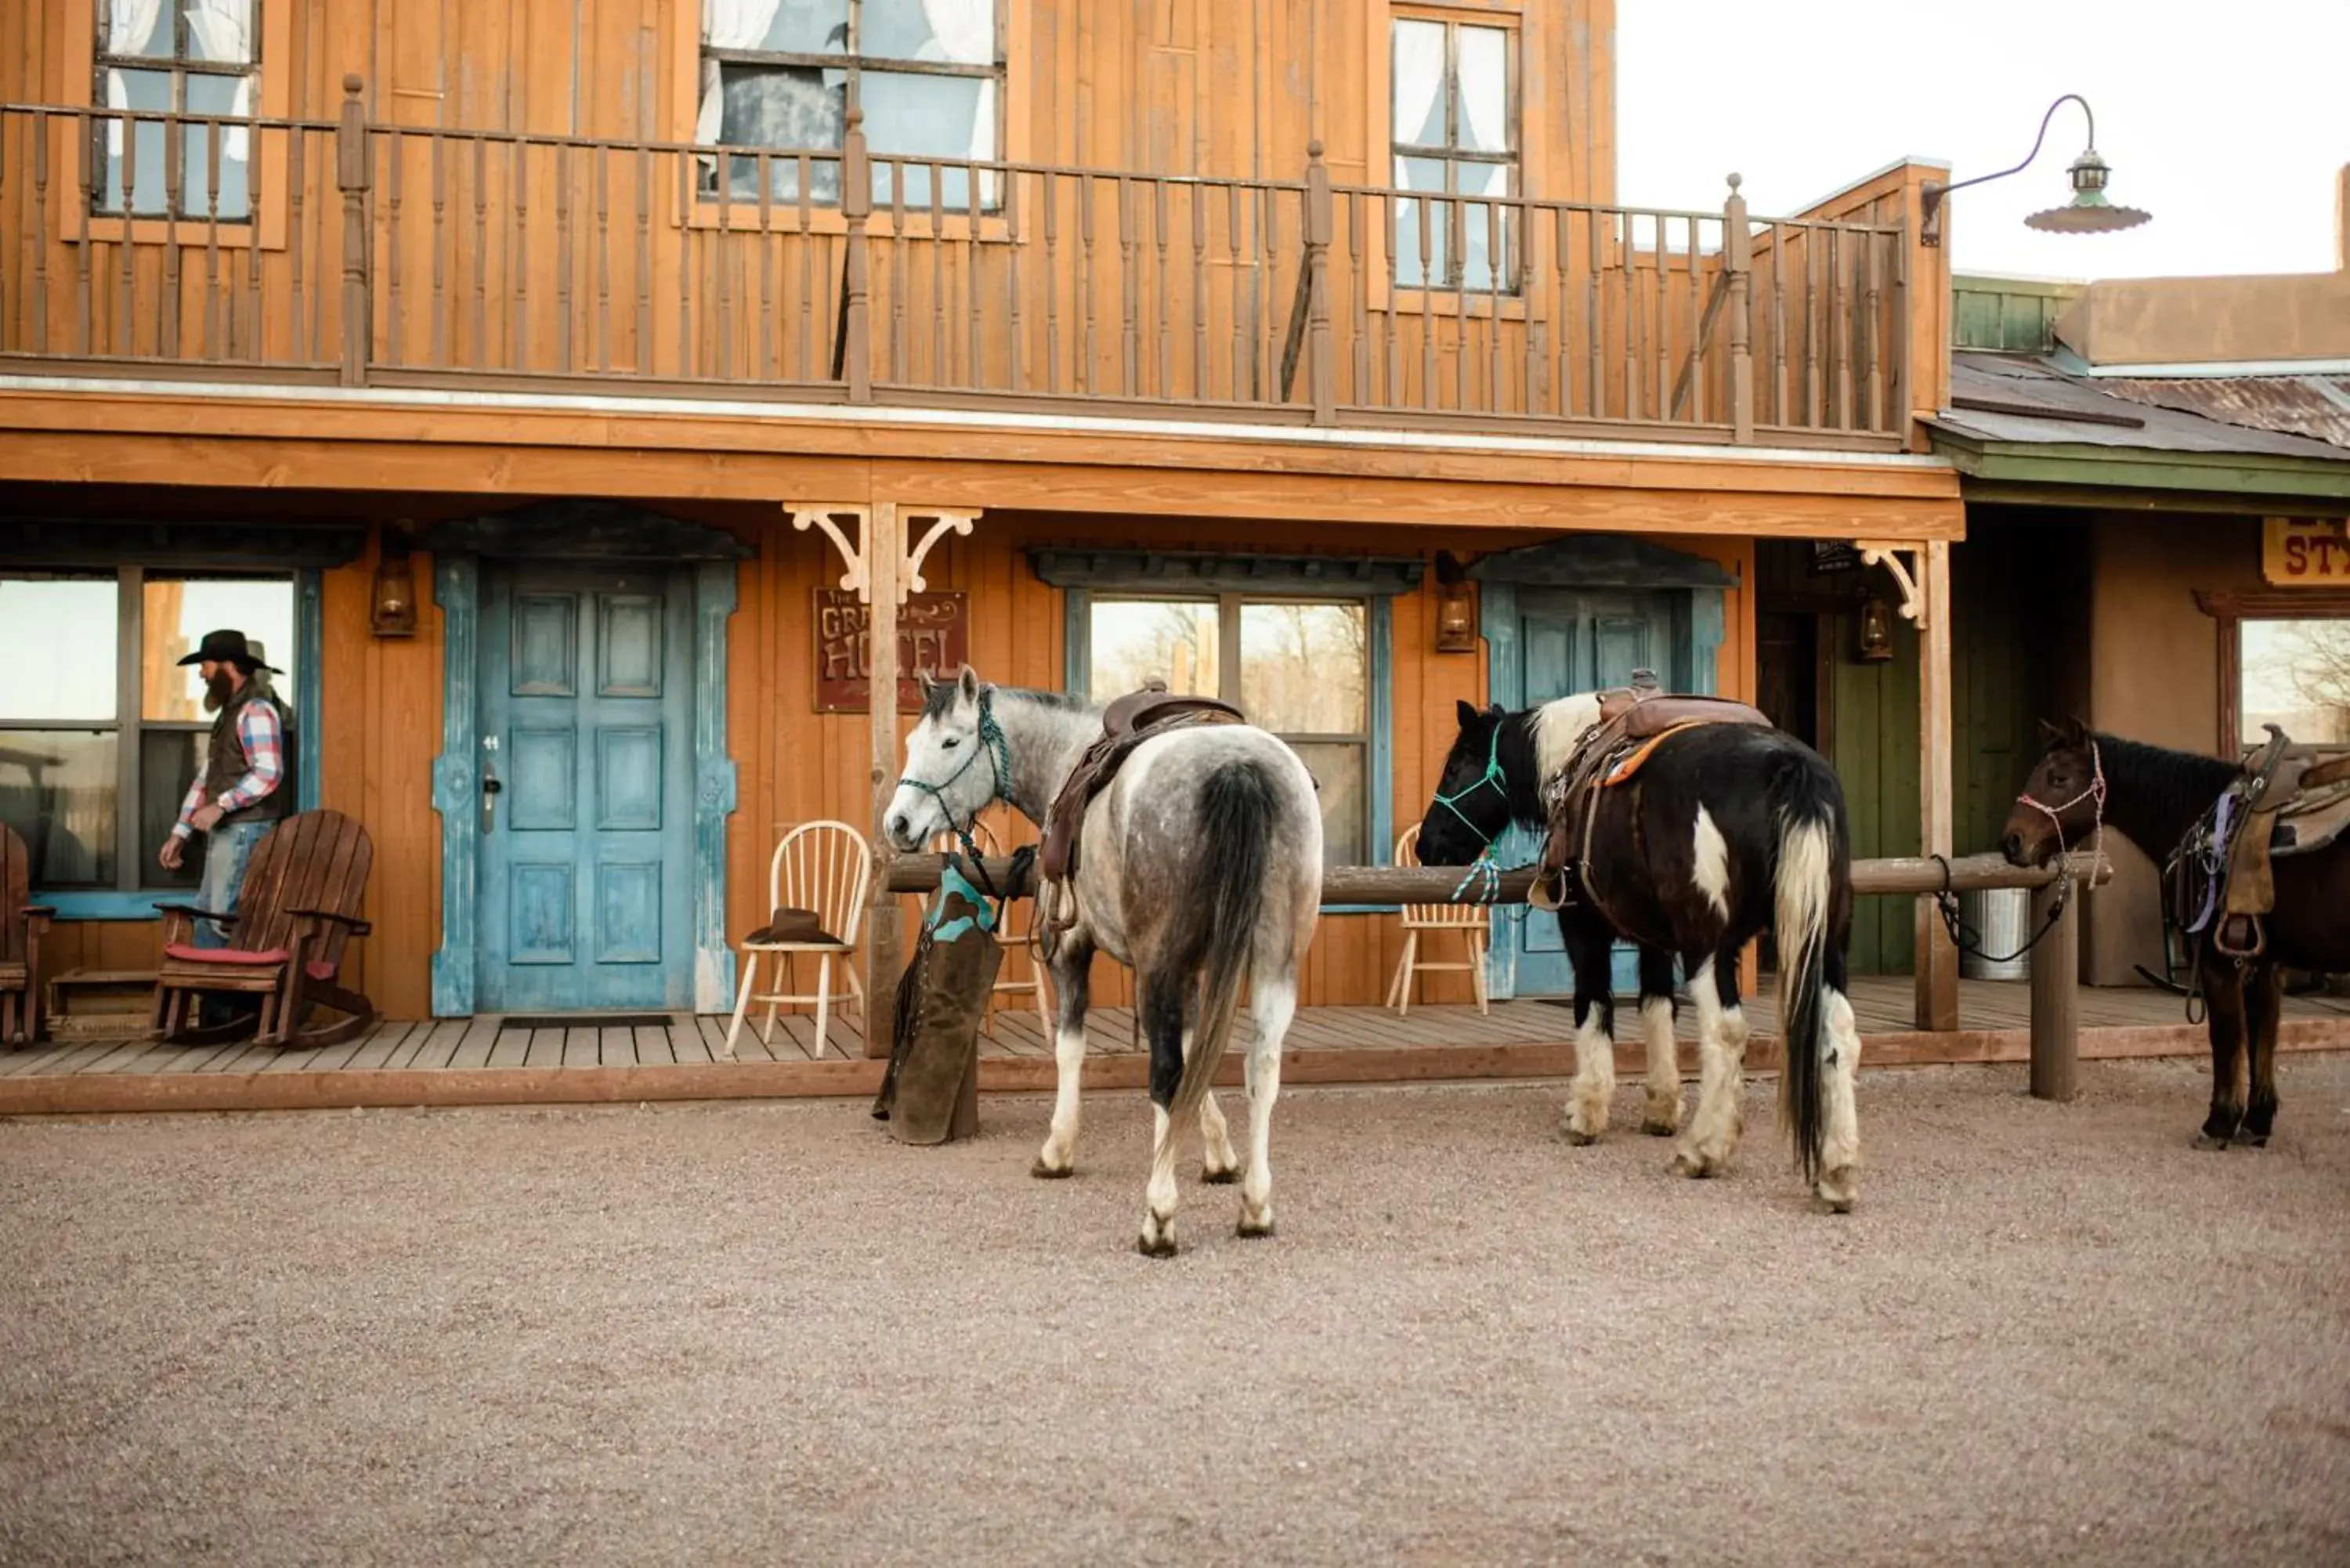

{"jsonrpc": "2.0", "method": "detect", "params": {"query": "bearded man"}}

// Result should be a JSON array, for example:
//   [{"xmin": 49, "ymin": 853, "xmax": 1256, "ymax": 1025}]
[{"xmin": 157, "ymin": 629, "xmax": 291, "ymax": 951}]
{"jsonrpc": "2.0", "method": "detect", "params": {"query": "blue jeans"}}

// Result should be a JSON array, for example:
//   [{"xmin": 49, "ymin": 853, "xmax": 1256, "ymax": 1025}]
[{"xmin": 193, "ymin": 818, "xmax": 270, "ymax": 949}]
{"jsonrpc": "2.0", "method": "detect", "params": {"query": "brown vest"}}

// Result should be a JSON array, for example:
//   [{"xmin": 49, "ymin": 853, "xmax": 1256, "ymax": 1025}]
[{"xmin": 205, "ymin": 683, "xmax": 293, "ymax": 829}]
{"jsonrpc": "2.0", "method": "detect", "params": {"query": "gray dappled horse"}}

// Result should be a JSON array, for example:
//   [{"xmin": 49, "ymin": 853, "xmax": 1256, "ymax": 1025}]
[
  {"xmin": 1415, "ymin": 694, "xmax": 1864, "ymax": 1209},
  {"xmin": 885, "ymin": 668, "xmax": 1324, "ymax": 1256}
]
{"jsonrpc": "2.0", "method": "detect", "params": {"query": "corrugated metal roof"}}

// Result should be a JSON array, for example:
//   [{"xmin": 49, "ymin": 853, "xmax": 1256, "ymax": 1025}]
[
  {"xmin": 1932, "ymin": 353, "xmax": 2350, "ymax": 462},
  {"xmin": 2097, "ymin": 374, "xmax": 2350, "ymax": 451}
]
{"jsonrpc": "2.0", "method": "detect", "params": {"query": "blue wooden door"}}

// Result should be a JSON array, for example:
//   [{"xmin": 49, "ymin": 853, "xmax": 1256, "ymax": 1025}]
[
  {"xmin": 477, "ymin": 564, "xmax": 695, "ymax": 1012},
  {"xmin": 1495, "ymin": 589, "xmax": 1676, "ymax": 997}
]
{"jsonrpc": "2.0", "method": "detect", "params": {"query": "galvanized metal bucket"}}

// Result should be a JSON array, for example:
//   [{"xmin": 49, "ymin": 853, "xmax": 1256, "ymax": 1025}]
[{"xmin": 1958, "ymin": 887, "xmax": 2032, "ymax": 982}]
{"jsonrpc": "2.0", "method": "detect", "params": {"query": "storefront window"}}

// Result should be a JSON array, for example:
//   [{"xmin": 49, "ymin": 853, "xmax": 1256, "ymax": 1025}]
[
  {"xmin": 2240, "ymin": 617, "xmax": 2350, "ymax": 749},
  {"xmin": 1087, "ymin": 595, "xmax": 1370, "ymax": 863},
  {"xmin": 0, "ymin": 568, "xmax": 297, "ymax": 891}
]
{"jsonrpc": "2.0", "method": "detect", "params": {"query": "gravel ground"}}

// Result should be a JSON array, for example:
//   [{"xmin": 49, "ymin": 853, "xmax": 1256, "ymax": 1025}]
[{"xmin": 4, "ymin": 1057, "xmax": 2349, "ymax": 1568}]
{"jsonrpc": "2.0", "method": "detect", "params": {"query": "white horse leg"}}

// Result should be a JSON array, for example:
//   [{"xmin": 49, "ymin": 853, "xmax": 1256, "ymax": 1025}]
[
  {"xmin": 1137, "ymin": 1101, "xmax": 1182, "ymax": 1256},
  {"xmin": 1197, "ymin": 1075, "xmax": 1241, "ymax": 1183},
  {"xmin": 1636, "ymin": 946, "xmax": 1683, "ymax": 1136},
  {"xmin": 1561, "ymin": 919, "xmax": 1616, "ymax": 1145},
  {"xmin": 1032, "ymin": 943, "xmax": 1094, "ymax": 1180},
  {"xmin": 1817, "ymin": 985, "xmax": 1863, "ymax": 1212},
  {"xmin": 1672, "ymin": 957, "xmax": 1745, "ymax": 1178},
  {"xmin": 1238, "ymin": 970, "xmax": 1295, "ymax": 1237}
]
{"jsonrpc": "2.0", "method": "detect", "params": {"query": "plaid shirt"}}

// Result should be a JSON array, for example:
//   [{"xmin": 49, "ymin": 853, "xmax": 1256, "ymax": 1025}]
[{"xmin": 172, "ymin": 699, "xmax": 287, "ymax": 839}]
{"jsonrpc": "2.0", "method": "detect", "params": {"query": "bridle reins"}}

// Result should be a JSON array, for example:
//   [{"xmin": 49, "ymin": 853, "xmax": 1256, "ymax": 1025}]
[
  {"xmin": 895, "ymin": 688, "xmax": 1014, "ymax": 870},
  {"xmin": 1430, "ymin": 724, "xmax": 1520, "ymax": 902}
]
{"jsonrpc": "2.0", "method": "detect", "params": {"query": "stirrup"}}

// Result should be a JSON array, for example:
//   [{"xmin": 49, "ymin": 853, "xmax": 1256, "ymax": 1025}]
[{"xmin": 2212, "ymin": 913, "xmax": 2265, "ymax": 960}]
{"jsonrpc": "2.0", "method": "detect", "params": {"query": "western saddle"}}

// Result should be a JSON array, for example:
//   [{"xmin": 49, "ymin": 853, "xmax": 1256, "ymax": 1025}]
[
  {"xmin": 2191, "ymin": 728, "xmax": 2350, "ymax": 957},
  {"xmin": 1529, "ymin": 677, "xmax": 1773, "ymax": 914},
  {"xmin": 1035, "ymin": 681, "xmax": 1249, "ymax": 952}
]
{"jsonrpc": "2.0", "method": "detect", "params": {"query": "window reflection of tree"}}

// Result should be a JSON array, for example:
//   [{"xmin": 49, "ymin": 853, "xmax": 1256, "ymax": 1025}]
[{"xmin": 2245, "ymin": 618, "xmax": 2350, "ymax": 746}]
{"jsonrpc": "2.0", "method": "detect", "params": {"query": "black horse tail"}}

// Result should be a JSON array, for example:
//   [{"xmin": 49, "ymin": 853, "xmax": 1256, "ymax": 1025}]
[
  {"xmin": 1769, "ymin": 756, "xmax": 1847, "ymax": 1185},
  {"xmin": 1160, "ymin": 759, "xmax": 1275, "ymax": 1132}
]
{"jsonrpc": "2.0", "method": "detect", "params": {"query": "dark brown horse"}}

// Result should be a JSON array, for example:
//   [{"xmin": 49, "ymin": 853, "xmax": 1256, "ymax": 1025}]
[{"xmin": 2004, "ymin": 718, "xmax": 2350, "ymax": 1147}]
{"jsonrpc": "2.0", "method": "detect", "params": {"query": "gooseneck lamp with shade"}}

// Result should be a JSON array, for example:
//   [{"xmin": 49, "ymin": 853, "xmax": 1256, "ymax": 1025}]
[{"xmin": 1920, "ymin": 93, "xmax": 2150, "ymax": 247}]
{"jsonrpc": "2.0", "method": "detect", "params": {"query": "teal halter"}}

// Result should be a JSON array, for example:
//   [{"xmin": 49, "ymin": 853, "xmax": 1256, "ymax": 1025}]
[{"xmin": 1430, "ymin": 724, "xmax": 1513, "ymax": 902}]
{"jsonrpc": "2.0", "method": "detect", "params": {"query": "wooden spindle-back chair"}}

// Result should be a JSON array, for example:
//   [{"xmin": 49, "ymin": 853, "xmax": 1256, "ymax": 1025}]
[{"xmin": 2, "ymin": 824, "xmax": 56, "ymax": 1046}]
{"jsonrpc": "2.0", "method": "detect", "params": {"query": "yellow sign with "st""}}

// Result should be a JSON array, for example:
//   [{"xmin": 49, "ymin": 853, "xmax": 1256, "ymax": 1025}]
[{"xmin": 2263, "ymin": 518, "xmax": 2350, "ymax": 586}]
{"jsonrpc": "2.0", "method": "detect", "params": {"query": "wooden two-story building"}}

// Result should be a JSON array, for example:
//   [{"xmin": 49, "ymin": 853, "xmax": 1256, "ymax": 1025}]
[{"xmin": 0, "ymin": 0, "xmax": 1962, "ymax": 1038}]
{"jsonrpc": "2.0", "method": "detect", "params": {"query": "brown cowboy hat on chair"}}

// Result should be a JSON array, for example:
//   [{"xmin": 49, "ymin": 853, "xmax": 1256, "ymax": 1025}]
[{"xmin": 177, "ymin": 628, "xmax": 283, "ymax": 675}]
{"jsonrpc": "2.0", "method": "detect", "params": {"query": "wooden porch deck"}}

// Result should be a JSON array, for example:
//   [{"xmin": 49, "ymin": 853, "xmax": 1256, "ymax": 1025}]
[{"xmin": 4, "ymin": 977, "xmax": 2347, "ymax": 1117}]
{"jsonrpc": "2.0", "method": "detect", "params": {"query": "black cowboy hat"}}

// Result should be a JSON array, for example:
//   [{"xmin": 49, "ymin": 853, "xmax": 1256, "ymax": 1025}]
[{"xmin": 176, "ymin": 628, "xmax": 283, "ymax": 674}]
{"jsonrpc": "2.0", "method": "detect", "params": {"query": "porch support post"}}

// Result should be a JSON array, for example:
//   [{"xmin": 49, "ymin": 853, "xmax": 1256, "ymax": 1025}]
[
  {"xmin": 863, "ymin": 502, "xmax": 904, "ymax": 1057},
  {"xmin": 1914, "ymin": 539, "xmax": 1958, "ymax": 1031}
]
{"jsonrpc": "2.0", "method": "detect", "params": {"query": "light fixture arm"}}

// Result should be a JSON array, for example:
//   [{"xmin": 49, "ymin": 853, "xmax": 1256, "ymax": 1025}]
[{"xmin": 1919, "ymin": 92, "xmax": 2097, "ymax": 247}]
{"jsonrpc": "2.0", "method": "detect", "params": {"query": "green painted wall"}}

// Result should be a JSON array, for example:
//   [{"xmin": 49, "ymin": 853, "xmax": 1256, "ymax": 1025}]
[
  {"xmin": 1822, "ymin": 513, "xmax": 2075, "ymax": 974},
  {"xmin": 1951, "ymin": 275, "xmax": 2084, "ymax": 353}
]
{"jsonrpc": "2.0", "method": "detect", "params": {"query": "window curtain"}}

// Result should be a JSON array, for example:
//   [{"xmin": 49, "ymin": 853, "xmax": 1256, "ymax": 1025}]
[
  {"xmin": 179, "ymin": 0, "xmax": 255, "ymax": 160},
  {"xmin": 920, "ymin": 0, "xmax": 995, "ymax": 165},
  {"xmin": 1390, "ymin": 23, "xmax": 1445, "ymax": 157},
  {"xmin": 102, "ymin": 0, "xmax": 168, "ymax": 157},
  {"xmin": 697, "ymin": 0, "xmax": 789, "ymax": 149}
]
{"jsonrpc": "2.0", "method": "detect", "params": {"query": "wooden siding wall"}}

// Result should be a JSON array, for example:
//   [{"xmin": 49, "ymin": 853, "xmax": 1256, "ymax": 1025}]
[{"xmin": 42, "ymin": 508, "xmax": 1752, "ymax": 1021}]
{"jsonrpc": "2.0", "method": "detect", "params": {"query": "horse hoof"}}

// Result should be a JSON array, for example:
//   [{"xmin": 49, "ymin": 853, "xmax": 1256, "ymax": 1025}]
[
  {"xmin": 2239, "ymin": 1132, "xmax": 2270, "ymax": 1149},
  {"xmin": 1201, "ymin": 1165, "xmax": 1240, "ymax": 1186},
  {"xmin": 1237, "ymin": 1216, "xmax": 1274, "ymax": 1240},
  {"xmin": 1031, "ymin": 1158, "xmax": 1076, "ymax": 1180},
  {"xmin": 2191, "ymin": 1133, "xmax": 2232, "ymax": 1151},
  {"xmin": 1137, "ymin": 1230, "xmax": 1179, "ymax": 1259},
  {"xmin": 1671, "ymin": 1149, "xmax": 1723, "ymax": 1179},
  {"xmin": 1641, "ymin": 1115, "xmax": 1680, "ymax": 1138},
  {"xmin": 1816, "ymin": 1166, "xmax": 1859, "ymax": 1212}
]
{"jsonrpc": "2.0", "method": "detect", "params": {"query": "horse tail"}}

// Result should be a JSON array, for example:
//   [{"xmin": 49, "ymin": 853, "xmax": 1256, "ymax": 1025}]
[
  {"xmin": 1160, "ymin": 757, "xmax": 1276, "ymax": 1133},
  {"xmin": 1769, "ymin": 757, "xmax": 1846, "ymax": 1186}
]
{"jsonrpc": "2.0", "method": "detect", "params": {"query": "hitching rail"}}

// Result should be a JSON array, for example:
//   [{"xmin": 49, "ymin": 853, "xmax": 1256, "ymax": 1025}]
[{"xmin": 885, "ymin": 851, "xmax": 2112, "ymax": 1102}]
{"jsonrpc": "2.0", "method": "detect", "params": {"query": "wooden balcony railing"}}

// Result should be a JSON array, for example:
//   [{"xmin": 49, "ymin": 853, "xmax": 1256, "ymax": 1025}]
[{"xmin": 0, "ymin": 77, "xmax": 1916, "ymax": 447}]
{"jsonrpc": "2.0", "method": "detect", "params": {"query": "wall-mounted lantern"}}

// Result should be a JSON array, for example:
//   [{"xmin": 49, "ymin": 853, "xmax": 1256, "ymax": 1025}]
[
  {"xmin": 1433, "ymin": 550, "xmax": 1477, "ymax": 653},
  {"xmin": 1856, "ymin": 596, "xmax": 1896, "ymax": 663},
  {"xmin": 371, "ymin": 522, "xmax": 419, "ymax": 638}
]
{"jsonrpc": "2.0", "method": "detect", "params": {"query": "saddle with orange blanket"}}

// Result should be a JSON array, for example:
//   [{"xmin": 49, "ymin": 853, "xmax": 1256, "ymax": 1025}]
[{"xmin": 1529, "ymin": 681, "xmax": 1773, "ymax": 913}]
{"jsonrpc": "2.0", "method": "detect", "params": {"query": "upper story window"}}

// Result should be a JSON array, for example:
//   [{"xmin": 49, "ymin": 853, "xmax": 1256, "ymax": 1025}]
[
  {"xmin": 96, "ymin": 0, "xmax": 260, "ymax": 220},
  {"xmin": 1391, "ymin": 14, "xmax": 1517, "ymax": 292},
  {"xmin": 697, "ymin": 0, "xmax": 1002, "ymax": 211}
]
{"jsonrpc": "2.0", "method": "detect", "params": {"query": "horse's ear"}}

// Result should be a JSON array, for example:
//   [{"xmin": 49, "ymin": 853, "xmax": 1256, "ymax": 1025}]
[
  {"xmin": 1484, "ymin": 703, "xmax": 1505, "ymax": 718},
  {"xmin": 956, "ymin": 665, "xmax": 982, "ymax": 704},
  {"xmin": 915, "ymin": 669, "xmax": 938, "ymax": 698},
  {"xmin": 2061, "ymin": 714, "xmax": 2092, "ymax": 746},
  {"xmin": 1455, "ymin": 699, "xmax": 1479, "ymax": 731},
  {"xmin": 2036, "ymin": 717, "xmax": 2064, "ymax": 746}
]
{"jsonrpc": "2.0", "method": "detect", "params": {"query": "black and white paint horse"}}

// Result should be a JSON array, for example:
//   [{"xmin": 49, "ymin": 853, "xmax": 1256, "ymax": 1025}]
[
  {"xmin": 1415, "ymin": 695, "xmax": 1864, "ymax": 1209},
  {"xmin": 886, "ymin": 668, "xmax": 1325, "ymax": 1255}
]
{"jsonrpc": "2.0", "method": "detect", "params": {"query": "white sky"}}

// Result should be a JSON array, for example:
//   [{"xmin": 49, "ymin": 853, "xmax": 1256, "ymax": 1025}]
[{"xmin": 1618, "ymin": 0, "xmax": 2348, "ymax": 280}]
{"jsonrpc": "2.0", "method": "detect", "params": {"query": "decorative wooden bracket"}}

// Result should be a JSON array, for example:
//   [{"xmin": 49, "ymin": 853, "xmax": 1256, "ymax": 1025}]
[
  {"xmin": 1855, "ymin": 542, "xmax": 1925, "ymax": 628},
  {"xmin": 905, "ymin": 511, "xmax": 978, "ymax": 594},
  {"xmin": 786, "ymin": 503, "xmax": 982, "ymax": 603}
]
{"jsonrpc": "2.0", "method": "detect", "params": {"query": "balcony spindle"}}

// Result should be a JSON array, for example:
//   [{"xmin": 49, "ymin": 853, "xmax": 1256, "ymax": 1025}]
[
  {"xmin": 1303, "ymin": 143, "xmax": 1334, "ymax": 424},
  {"xmin": 1725, "ymin": 175, "xmax": 1753, "ymax": 443},
  {"xmin": 335, "ymin": 75, "xmax": 370, "ymax": 387},
  {"xmin": 840, "ymin": 109, "xmax": 873, "ymax": 400}
]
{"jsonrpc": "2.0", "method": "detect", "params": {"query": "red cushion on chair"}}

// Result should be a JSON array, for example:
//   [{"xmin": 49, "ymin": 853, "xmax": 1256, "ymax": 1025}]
[
  {"xmin": 162, "ymin": 945, "xmax": 338, "ymax": 983},
  {"xmin": 165, "ymin": 943, "xmax": 290, "ymax": 966}
]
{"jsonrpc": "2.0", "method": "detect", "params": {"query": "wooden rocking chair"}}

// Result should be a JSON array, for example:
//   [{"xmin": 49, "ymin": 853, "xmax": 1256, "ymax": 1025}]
[
  {"xmin": 150, "ymin": 809, "xmax": 380, "ymax": 1048},
  {"xmin": 2, "ymin": 823, "xmax": 56, "ymax": 1046}
]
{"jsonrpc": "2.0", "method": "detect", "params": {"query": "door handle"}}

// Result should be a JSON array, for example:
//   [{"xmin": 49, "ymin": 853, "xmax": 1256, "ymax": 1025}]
[{"xmin": 481, "ymin": 769, "xmax": 503, "ymax": 834}]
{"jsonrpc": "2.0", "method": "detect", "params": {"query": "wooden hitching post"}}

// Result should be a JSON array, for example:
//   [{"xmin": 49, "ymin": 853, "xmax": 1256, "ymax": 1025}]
[{"xmin": 2028, "ymin": 873, "xmax": 2081, "ymax": 1101}]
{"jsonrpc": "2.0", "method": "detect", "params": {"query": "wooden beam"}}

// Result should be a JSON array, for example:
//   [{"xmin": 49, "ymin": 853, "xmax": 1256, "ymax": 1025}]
[
  {"xmin": 886, "ymin": 850, "xmax": 2110, "ymax": 902},
  {"xmin": 1915, "ymin": 540, "xmax": 1959, "ymax": 1031}
]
